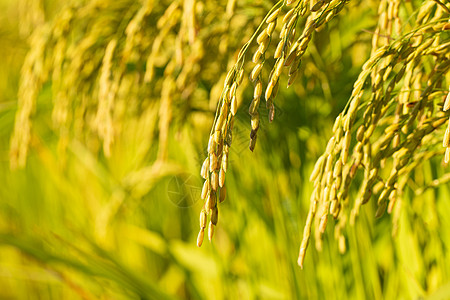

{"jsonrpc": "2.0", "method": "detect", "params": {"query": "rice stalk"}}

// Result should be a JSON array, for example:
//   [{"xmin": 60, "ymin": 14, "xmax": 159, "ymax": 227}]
[
  {"xmin": 298, "ymin": 1, "xmax": 450, "ymax": 267},
  {"xmin": 196, "ymin": 0, "xmax": 352, "ymax": 246}
]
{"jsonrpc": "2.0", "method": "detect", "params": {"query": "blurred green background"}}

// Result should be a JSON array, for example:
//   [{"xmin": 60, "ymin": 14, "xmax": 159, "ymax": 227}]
[{"xmin": 1, "ymin": 0, "xmax": 450, "ymax": 299}]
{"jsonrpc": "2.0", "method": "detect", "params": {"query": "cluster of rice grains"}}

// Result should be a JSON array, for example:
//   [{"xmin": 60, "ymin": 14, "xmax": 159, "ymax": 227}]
[
  {"xmin": 299, "ymin": 0, "xmax": 450, "ymax": 267},
  {"xmin": 197, "ymin": 0, "xmax": 350, "ymax": 245}
]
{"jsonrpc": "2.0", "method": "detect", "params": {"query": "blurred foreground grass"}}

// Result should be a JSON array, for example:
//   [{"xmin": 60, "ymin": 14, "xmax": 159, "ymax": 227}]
[{"xmin": 1, "ymin": 0, "xmax": 450, "ymax": 299}]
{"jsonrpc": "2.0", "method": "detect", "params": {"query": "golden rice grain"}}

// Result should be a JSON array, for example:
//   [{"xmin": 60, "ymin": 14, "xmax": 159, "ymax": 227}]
[
  {"xmin": 251, "ymin": 114, "xmax": 260, "ymax": 131},
  {"xmin": 311, "ymin": 1, "xmax": 325, "ymax": 12},
  {"xmin": 210, "ymin": 153, "xmax": 218, "ymax": 172},
  {"xmin": 266, "ymin": 7, "xmax": 281, "ymax": 23},
  {"xmin": 265, "ymin": 80, "xmax": 275, "ymax": 100},
  {"xmin": 201, "ymin": 180, "xmax": 209, "ymax": 199},
  {"xmin": 208, "ymin": 221, "xmax": 214, "ymax": 241},
  {"xmin": 310, "ymin": 155, "xmax": 325, "ymax": 182},
  {"xmin": 254, "ymin": 80, "xmax": 263, "ymax": 99},
  {"xmin": 211, "ymin": 207, "xmax": 218, "ymax": 225},
  {"xmin": 231, "ymin": 95, "xmax": 237, "ymax": 115},
  {"xmin": 257, "ymin": 30, "xmax": 269, "ymax": 45},
  {"xmin": 250, "ymin": 63, "xmax": 263, "ymax": 81},
  {"xmin": 219, "ymin": 186, "xmax": 226, "ymax": 203},
  {"xmin": 283, "ymin": 8, "xmax": 295, "ymax": 24},
  {"xmin": 205, "ymin": 193, "xmax": 214, "ymax": 211},
  {"xmin": 200, "ymin": 209, "xmax": 207, "ymax": 229},
  {"xmin": 219, "ymin": 168, "xmax": 226, "ymax": 187},
  {"xmin": 211, "ymin": 171, "xmax": 219, "ymax": 191},
  {"xmin": 201, "ymin": 157, "xmax": 209, "ymax": 179},
  {"xmin": 197, "ymin": 229, "xmax": 205, "ymax": 247},
  {"xmin": 267, "ymin": 21, "xmax": 277, "ymax": 36},
  {"xmin": 222, "ymin": 152, "xmax": 228, "ymax": 172}
]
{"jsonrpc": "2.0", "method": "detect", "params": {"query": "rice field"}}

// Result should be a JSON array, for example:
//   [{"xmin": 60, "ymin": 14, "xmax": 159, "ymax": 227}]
[{"xmin": 1, "ymin": 0, "xmax": 450, "ymax": 299}]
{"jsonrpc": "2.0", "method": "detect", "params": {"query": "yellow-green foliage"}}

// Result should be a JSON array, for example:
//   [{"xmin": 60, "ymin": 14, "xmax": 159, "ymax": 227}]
[{"xmin": 1, "ymin": 0, "xmax": 450, "ymax": 299}]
